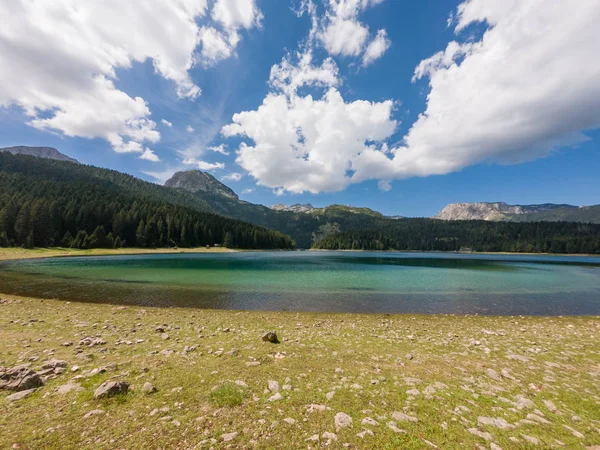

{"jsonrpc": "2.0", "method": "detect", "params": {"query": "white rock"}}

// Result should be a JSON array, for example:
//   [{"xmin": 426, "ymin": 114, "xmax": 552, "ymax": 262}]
[{"xmin": 334, "ymin": 412, "xmax": 353, "ymax": 431}]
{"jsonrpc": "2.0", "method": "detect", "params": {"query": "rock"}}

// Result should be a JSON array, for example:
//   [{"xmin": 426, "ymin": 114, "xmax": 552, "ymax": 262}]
[
  {"xmin": 283, "ymin": 418, "xmax": 296, "ymax": 425},
  {"xmin": 56, "ymin": 383, "xmax": 83, "ymax": 395},
  {"xmin": 362, "ymin": 417, "xmax": 379, "ymax": 426},
  {"xmin": 392, "ymin": 411, "xmax": 418, "ymax": 422},
  {"xmin": 477, "ymin": 417, "xmax": 515, "ymax": 429},
  {"xmin": 520, "ymin": 434, "xmax": 540, "ymax": 445},
  {"xmin": 6, "ymin": 388, "xmax": 37, "ymax": 401},
  {"xmin": 306, "ymin": 404, "xmax": 328, "ymax": 413},
  {"xmin": 268, "ymin": 380, "xmax": 280, "ymax": 392},
  {"xmin": 305, "ymin": 434, "xmax": 320, "ymax": 443},
  {"xmin": 322, "ymin": 432, "xmax": 338, "ymax": 441},
  {"xmin": 357, "ymin": 429, "xmax": 374, "ymax": 438},
  {"xmin": 563, "ymin": 425, "xmax": 584, "ymax": 439},
  {"xmin": 526, "ymin": 414, "xmax": 551, "ymax": 424},
  {"xmin": 485, "ymin": 369, "xmax": 502, "ymax": 382},
  {"xmin": 84, "ymin": 409, "xmax": 105, "ymax": 419},
  {"xmin": 468, "ymin": 428, "xmax": 493, "ymax": 441},
  {"xmin": 142, "ymin": 382, "xmax": 157, "ymax": 394},
  {"xmin": 79, "ymin": 337, "xmax": 106, "ymax": 347},
  {"xmin": 515, "ymin": 395, "xmax": 535, "ymax": 410},
  {"xmin": 334, "ymin": 412, "xmax": 352, "ymax": 431},
  {"xmin": 387, "ymin": 422, "xmax": 406, "ymax": 433},
  {"xmin": 262, "ymin": 331, "xmax": 279, "ymax": 343},
  {"xmin": 42, "ymin": 359, "xmax": 67, "ymax": 369},
  {"xmin": 268, "ymin": 392, "xmax": 283, "ymax": 402},
  {"xmin": 405, "ymin": 353, "xmax": 414, "ymax": 360},
  {"xmin": 221, "ymin": 432, "xmax": 238, "ymax": 442},
  {"xmin": 0, "ymin": 365, "xmax": 44, "ymax": 391},
  {"xmin": 93, "ymin": 381, "xmax": 129, "ymax": 399}
]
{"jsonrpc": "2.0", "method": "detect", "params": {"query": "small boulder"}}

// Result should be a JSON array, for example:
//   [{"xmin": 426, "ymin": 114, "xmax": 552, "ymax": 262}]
[
  {"xmin": 6, "ymin": 388, "xmax": 37, "ymax": 401},
  {"xmin": 142, "ymin": 382, "xmax": 157, "ymax": 394},
  {"xmin": 0, "ymin": 365, "xmax": 44, "ymax": 392},
  {"xmin": 262, "ymin": 331, "xmax": 279, "ymax": 344},
  {"xmin": 94, "ymin": 381, "xmax": 129, "ymax": 399},
  {"xmin": 334, "ymin": 412, "xmax": 353, "ymax": 431}
]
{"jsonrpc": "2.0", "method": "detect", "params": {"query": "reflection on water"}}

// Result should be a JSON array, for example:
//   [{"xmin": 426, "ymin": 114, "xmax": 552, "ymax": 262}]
[{"xmin": 1, "ymin": 252, "xmax": 599, "ymax": 315}]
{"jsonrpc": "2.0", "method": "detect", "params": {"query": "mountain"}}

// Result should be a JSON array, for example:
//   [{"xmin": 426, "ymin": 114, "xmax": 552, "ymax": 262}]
[
  {"xmin": 164, "ymin": 170, "xmax": 238, "ymax": 199},
  {"xmin": 0, "ymin": 153, "xmax": 294, "ymax": 250},
  {"xmin": 272, "ymin": 203, "xmax": 315, "ymax": 213},
  {"xmin": 0, "ymin": 146, "xmax": 79, "ymax": 164},
  {"xmin": 435, "ymin": 202, "xmax": 589, "ymax": 221}
]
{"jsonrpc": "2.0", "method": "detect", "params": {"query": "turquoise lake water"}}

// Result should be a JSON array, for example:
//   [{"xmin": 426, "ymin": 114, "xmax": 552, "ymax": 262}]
[{"xmin": 1, "ymin": 252, "xmax": 600, "ymax": 315}]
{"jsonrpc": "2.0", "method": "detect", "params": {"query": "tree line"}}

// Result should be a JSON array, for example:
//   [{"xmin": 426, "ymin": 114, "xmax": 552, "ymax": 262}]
[
  {"xmin": 0, "ymin": 154, "xmax": 294, "ymax": 250},
  {"xmin": 312, "ymin": 219, "xmax": 600, "ymax": 254}
]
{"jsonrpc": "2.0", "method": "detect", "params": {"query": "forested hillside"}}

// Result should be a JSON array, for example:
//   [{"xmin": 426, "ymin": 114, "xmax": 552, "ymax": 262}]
[
  {"xmin": 0, "ymin": 153, "xmax": 294, "ymax": 249},
  {"xmin": 313, "ymin": 219, "xmax": 600, "ymax": 254}
]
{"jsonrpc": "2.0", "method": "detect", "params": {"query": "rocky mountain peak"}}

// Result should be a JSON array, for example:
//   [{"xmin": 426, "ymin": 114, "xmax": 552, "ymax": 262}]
[
  {"xmin": 435, "ymin": 202, "xmax": 577, "ymax": 221},
  {"xmin": 271, "ymin": 203, "xmax": 315, "ymax": 213},
  {"xmin": 164, "ymin": 170, "xmax": 238, "ymax": 200},
  {"xmin": 0, "ymin": 146, "xmax": 79, "ymax": 164}
]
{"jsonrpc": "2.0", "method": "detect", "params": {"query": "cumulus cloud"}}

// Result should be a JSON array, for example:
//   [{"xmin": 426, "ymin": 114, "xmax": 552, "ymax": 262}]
[
  {"xmin": 378, "ymin": 180, "xmax": 392, "ymax": 192},
  {"xmin": 362, "ymin": 29, "xmax": 391, "ymax": 67},
  {"xmin": 354, "ymin": 0, "xmax": 600, "ymax": 181},
  {"xmin": 196, "ymin": 160, "xmax": 225, "ymax": 171},
  {"xmin": 208, "ymin": 144, "xmax": 230, "ymax": 155},
  {"xmin": 140, "ymin": 148, "xmax": 160, "ymax": 162},
  {"xmin": 0, "ymin": 0, "xmax": 261, "ymax": 155},
  {"xmin": 317, "ymin": 0, "xmax": 390, "ymax": 63},
  {"xmin": 223, "ymin": 89, "xmax": 396, "ymax": 193},
  {"xmin": 225, "ymin": 0, "xmax": 600, "ymax": 194},
  {"xmin": 161, "ymin": 119, "xmax": 173, "ymax": 128},
  {"xmin": 198, "ymin": 0, "xmax": 262, "ymax": 66},
  {"xmin": 222, "ymin": 172, "xmax": 242, "ymax": 182},
  {"xmin": 269, "ymin": 51, "xmax": 340, "ymax": 97},
  {"xmin": 186, "ymin": 126, "xmax": 195, "ymax": 133}
]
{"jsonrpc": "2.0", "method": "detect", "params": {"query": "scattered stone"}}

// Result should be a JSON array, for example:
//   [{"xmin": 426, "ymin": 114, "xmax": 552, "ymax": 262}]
[
  {"xmin": 334, "ymin": 412, "xmax": 353, "ymax": 431},
  {"xmin": 79, "ymin": 337, "xmax": 106, "ymax": 347},
  {"xmin": 357, "ymin": 429, "xmax": 374, "ymax": 438},
  {"xmin": 477, "ymin": 417, "xmax": 515, "ymax": 430},
  {"xmin": 468, "ymin": 428, "xmax": 493, "ymax": 441},
  {"xmin": 405, "ymin": 353, "xmax": 414, "ymax": 360},
  {"xmin": 93, "ymin": 381, "xmax": 129, "ymax": 399},
  {"xmin": 268, "ymin": 380, "xmax": 280, "ymax": 392},
  {"xmin": 6, "ymin": 388, "xmax": 37, "ymax": 401},
  {"xmin": 0, "ymin": 365, "xmax": 44, "ymax": 391},
  {"xmin": 322, "ymin": 432, "xmax": 338, "ymax": 441},
  {"xmin": 520, "ymin": 434, "xmax": 540, "ymax": 445},
  {"xmin": 142, "ymin": 382, "xmax": 157, "ymax": 394},
  {"xmin": 84, "ymin": 410, "xmax": 105, "ymax": 419},
  {"xmin": 485, "ymin": 369, "xmax": 502, "ymax": 382},
  {"xmin": 56, "ymin": 383, "xmax": 83, "ymax": 395},
  {"xmin": 392, "ymin": 411, "xmax": 418, "ymax": 422},
  {"xmin": 515, "ymin": 396, "xmax": 535, "ymax": 410},
  {"xmin": 283, "ymin": 418, "xmax": 296, "ymax": 425},
  {"xmin": 221, "ymin": 432, "xmax": 238, "ymax": 442},
  {"xmin": 526, "ymin": 414, "xmax": 551, "ymax": 425},
  {"xmin": 268, "ymin": 392, "xmax": 283, "ymax": 402},
  {"xmin": 563, "ymin": 425, "xmax": 584, "ymax": 439},
  {"xmin": 306, "ymin": 404, "xmax": 328, "ymax": 413},
  {"xmin": 387, "ymin": 422, "xmax": 406, "ymax": 434},
  {"xmin": 262, "ymin": 331, "xmax": 279, "ymax": 344},
  {"xmin": 361, "ymin": 417, "xmax": 379, "ymax": 426}
]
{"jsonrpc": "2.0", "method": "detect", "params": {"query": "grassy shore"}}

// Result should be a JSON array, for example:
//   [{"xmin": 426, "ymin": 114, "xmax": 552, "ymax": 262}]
[
  {"xmin": 0, "ymin": 247, "xmax": 237, "ymax": 261},
  {"xmin": 1, "ymin": 295, "xmax": 600, "ymax": 449}
]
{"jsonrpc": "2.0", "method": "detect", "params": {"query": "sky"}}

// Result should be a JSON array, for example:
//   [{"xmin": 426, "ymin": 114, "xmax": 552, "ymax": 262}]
[{"xmin": 1, "ymin": 0, "xmax": 599, "ymax": 217}]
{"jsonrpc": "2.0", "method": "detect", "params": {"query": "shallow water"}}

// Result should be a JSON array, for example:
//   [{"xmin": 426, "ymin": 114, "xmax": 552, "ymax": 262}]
[{"xmin": 1, "ymin": 252, "xmax": 600, "ymax": 315}]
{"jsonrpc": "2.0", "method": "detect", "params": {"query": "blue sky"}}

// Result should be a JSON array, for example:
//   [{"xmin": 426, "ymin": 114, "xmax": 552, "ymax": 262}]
[{"xmin": 1, "ymin": 0, "xmax": 599, "ymax": 217}]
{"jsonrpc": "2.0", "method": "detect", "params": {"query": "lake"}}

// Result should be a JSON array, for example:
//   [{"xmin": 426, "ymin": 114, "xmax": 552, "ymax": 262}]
[{"xmin": 1, "ymin": 252, "xmax": 599, "ymax": 315}]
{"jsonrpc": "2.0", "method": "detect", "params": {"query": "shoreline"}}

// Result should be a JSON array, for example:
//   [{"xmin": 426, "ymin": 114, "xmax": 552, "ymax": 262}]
[{"xmin": 1, "ymin": 247, "xmax": 598, "ymax": 262}]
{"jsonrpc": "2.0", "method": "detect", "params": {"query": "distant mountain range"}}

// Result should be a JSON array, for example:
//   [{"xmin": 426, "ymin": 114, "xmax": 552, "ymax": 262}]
[
  {"xmin": 1, "ymin": 147, "xmax": 599, "ymax": 252},
  {"xmin": 0, "ymin": 146, "xmax": 79, "ymax": 164}
]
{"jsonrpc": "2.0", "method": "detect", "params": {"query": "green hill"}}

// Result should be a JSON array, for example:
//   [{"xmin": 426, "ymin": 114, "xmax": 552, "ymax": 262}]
[{"xmin": 0, "ymin": 153, "xmax": 294, "ymax": 250}]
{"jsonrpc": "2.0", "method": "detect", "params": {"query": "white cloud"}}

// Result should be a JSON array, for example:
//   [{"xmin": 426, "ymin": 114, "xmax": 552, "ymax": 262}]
[
  {"xmin": 223, "ymin": 89, "xmax": 396, "ymax": 193},
  {"xmin": 270, "ymin": 51, "xmax": 340, "ymax": 97},
  {"xmin": 225, "ymin": 0, "xmax": 600, "ymax": 194},
  {"xmin": 198, "ymin": 0, "xmax": 262, "ymax": 66},
  {"xmin": 316, "ymin": 0, "xmax": 390, "ymax": 62},
  {"xmin": 362, "ymin": 29, "xmax": 391, "ymax": 67},
  {"xmin": 208, "ymin": 144, "xmax": 230, "ymax": 155},
  {"xmin": 186, "ymin": 125, "xmax": 195, "ymax": 133},
  {"xmin": 0, "ymin": 0, "xmax": 261, "ymax": 155},
  {"xmin": 196, "ymin": 160, "xmax": 225, "ymax": 171},
  {"xmin": 161, "ymin": 119, "xmax": 173, "ymax": 128},
  {"xmin": 140, "ymin": 148, "xmax": 160, "ymax": 162},
  {"xmin": 222, "ymin": 172, "xmax": 242, "ymax": 182},
  {"xmin": 378, "ymin": 180, "xmax": 391, "ymax": 191},
  {"xmin": 352, "ymin": 0, "xmax": 600, "ymax": 182},
  {"xmin": 242, "ymin": 188, "xmax": 255, "ymax": 194}
]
